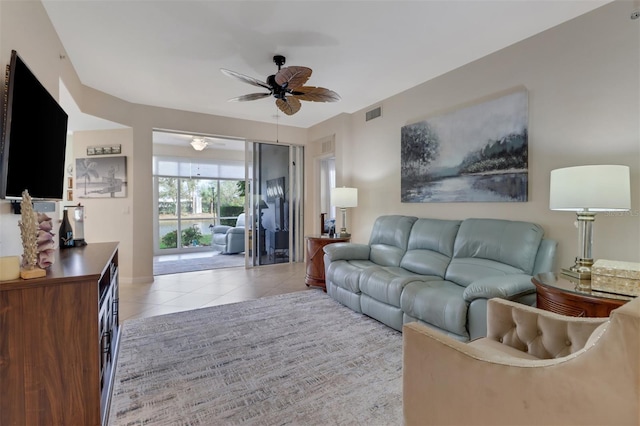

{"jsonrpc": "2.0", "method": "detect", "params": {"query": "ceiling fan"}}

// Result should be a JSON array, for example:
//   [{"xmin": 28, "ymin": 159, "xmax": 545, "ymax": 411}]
[{"xmin": 221, "ymin": 55, "xmax": 340, "ymax": 116}]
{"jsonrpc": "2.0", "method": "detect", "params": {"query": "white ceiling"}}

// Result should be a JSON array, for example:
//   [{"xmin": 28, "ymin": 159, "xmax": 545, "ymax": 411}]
[{"xmin": 43, "ymin": 0, "xmax": 612, "ymax": 131}]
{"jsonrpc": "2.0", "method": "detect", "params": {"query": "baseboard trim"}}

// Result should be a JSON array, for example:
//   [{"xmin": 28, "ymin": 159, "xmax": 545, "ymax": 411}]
[{"xmin": 120, "ymin": 275, "xmax": 155, "ymax": 285}]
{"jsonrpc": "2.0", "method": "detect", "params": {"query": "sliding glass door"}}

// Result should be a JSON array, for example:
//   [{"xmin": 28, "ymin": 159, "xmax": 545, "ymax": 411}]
[
  {"xmin": 247, "ymin": 142, "xmax": 304, "ymax": 266},
  {"xmin": 156, "ymin": 177, "xmax": 244, "ymax": 252}
]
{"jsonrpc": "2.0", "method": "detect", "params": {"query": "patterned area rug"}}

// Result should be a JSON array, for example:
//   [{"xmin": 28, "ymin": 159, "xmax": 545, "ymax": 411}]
[
  {"xmin": 153, "ymin": 253, "xmax": 245, "ymax": 275},
  {"xmin": 109, "ymin": 291, "xmax": 403, "ymax": 425}
]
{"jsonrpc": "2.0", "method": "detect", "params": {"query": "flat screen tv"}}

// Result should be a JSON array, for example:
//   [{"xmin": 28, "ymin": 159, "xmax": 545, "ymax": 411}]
[{"xmin": 0, "ymin": 50, "xmax": 68, "ymax": 200}]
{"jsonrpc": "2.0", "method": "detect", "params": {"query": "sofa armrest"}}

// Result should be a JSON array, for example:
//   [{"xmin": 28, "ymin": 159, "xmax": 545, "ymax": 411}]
[
  {"xmin": 463, "ymin": 274, "xmax": 535, "ymax": 302},
  {"xmin": 323, "ymin": 243, "xmax": 371, "ymax": 262},
  {"xmin": 211, "ymin": 225, "xmax": 232, "ymax": 234}
]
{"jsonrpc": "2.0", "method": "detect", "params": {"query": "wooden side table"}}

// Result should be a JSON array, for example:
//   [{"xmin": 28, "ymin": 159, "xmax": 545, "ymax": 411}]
[
  {"xmin": 305, "ymin": 235, "xmax": 350, "ymax": 291},
  {"xmin": 532, "ymin": 272, "xmax": 633, "ymax": 317}
]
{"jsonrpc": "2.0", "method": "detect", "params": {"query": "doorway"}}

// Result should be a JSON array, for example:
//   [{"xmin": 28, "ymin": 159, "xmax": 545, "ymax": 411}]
[{"xmin": 152, "ymin": 132, "xmax": 246, "ymax": 274}]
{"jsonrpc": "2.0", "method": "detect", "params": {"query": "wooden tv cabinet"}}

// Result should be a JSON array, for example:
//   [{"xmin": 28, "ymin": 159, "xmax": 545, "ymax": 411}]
[{"xmin": 0, "ymin": 242, "xmax": 120, "ymax": 426}]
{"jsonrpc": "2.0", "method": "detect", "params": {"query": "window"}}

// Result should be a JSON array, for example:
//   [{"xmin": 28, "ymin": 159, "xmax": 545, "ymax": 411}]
[{"xmin": 154, "ymin": 156, "xmax": 245, "ymax": 253}]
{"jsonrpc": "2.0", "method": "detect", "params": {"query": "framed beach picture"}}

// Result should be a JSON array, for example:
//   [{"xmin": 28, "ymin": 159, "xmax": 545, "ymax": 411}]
[
  {"xmin": 75, "ymin": 156, "xmax": 127, "ymax": 198},
  {"xmin": 401, "ymin": 89, "xmax": 528, "ymax": 203}
]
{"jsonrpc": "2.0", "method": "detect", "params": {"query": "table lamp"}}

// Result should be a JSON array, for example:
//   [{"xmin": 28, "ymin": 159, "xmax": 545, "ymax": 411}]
[
  {"xmin": 331, "ymin": 187, "xmax": 358, "ymax": 238},
  {"xmin": 549, "ymin": 165, "xmax": 631, "ymax": 281}
]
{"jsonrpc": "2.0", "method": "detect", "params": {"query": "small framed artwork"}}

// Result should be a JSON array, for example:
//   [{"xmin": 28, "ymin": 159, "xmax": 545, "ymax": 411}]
[
  {"xmin": 67, "ymin": 177, "xmax": 73, "ymax": 189},
  {"xmin": 67, "ymin": 190, "xmax": 73, "ymax": 201}
]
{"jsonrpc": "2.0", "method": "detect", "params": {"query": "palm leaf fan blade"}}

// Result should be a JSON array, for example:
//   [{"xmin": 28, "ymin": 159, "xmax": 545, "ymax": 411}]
[
  {"xmin": 220, "ymin": 68, "xmax": 271, "ymax": 90},
  {"xmin": 275, "ymin": 66, "xmax": 312, "ymax": 89},
  {"xmin": 228, "ymin": 93, "xmax": 271, "ymax": 102},
  {"xmin": 276, "ymin": 97, "xmax": 302, "ymax": 115},
  {"xmin": 291, "ymin": 86, "xmax": 341, "ymax": 102}
]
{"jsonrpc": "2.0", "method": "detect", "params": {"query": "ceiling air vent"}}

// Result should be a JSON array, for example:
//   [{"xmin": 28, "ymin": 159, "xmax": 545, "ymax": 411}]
[{"xmin": 365, "ymin": 106, "xmax": 382, "ymax": 122}]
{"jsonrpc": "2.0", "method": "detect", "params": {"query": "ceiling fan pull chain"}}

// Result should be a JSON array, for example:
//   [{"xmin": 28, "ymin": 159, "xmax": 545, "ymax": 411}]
[{"xmin": 276, "ymin": 107, "xmax": 279, "ymax": 143}]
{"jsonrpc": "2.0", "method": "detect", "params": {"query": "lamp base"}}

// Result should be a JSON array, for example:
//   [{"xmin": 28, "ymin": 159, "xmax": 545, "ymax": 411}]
[
  {"xmin": 561, "ymin": 258, "xmax": 593, "ymax": 286},
  {"xmin": 338, "ymin": 228, "xmax": 350, "ymax": 238},
  {"xmin": 561, "ymin": 271, "xmax": 592, "ymax": 292}
]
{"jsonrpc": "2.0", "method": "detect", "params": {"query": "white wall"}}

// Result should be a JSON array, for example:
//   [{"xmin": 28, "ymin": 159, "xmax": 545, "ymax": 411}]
[
  {"xmin": 1, "ymin": 0, "xmax": 638, "ymax": 283},
  {"xmin": 309, "ymin": 0, "xmax": 640, "ymax": 270},
  {"xmin": 71, "ymin": 129, "xmax": 135, "ymax": 279}
]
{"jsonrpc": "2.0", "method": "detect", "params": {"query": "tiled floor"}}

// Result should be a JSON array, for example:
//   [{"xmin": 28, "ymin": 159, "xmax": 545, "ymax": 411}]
[{"xmin": 119, "ymin": 260, "xmax": 310, "ymax": 322}]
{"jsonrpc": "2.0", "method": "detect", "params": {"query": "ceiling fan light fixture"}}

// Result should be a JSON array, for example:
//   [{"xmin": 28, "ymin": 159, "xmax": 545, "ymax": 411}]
[{"xmin": 190, "ymin": 137, "xmax": 208, "ymax": 151}]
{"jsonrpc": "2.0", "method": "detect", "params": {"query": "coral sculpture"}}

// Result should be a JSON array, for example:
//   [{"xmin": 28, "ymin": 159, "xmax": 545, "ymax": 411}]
[
  {"xmin": 18, "ymin": 190, "xmax": 47, "ymax": 278},
  {"xmin": 18, "ymin": 190, "xmax": 38, "ymax": 269}
]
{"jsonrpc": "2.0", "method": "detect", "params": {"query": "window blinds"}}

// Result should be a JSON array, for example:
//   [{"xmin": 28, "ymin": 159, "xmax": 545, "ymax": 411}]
[{"xmin": 153, "ymin": 156, "xmax": 244, "ymax": 180}]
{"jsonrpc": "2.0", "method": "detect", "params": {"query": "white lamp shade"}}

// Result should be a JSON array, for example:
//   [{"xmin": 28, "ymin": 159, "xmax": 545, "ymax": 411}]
[
  {"xmin": 331, "ymin": 187, "xmax": 358, "ymax": 208},
  {"xmin": 550, "ymin": 165, "xmax": 631, "ymax": 211}
]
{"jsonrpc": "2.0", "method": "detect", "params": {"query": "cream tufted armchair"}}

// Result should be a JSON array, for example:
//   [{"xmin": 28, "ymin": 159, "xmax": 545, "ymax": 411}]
[{"xmin": 403, "ymin": 296, "xmax": 640, "ymax": 425}]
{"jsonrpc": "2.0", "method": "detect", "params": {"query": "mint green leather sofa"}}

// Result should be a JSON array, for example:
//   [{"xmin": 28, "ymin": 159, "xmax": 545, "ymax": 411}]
[{"xmin": 323, "ymin": 215, "xmax": 557, "ymax": 341}]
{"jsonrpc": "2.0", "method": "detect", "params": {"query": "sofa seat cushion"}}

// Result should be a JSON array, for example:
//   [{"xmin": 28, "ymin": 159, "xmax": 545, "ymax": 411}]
[
  {"xmin": 401, "ymin": 280, "xmax": 468, "ymax": 336},
  {"xmin": 326, "ymin": 260, "xmax": 376, "ymax": 293},
  {"xmin": 360, "ymin": 267, "xmax": 440, "ymax": 307},
  {"xmin": 445, "ymin": 258, "xmax": 524, "ymax": 287},
  {"xmin": 347, "ymin": 259, "xmax": 377, "ymax": 270}
]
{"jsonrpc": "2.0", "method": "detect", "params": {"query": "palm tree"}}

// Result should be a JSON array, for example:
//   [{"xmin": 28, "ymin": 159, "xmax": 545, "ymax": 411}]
[{"xmin": 76, "ymin": 158, "xmax": 99, "ymax": 195}]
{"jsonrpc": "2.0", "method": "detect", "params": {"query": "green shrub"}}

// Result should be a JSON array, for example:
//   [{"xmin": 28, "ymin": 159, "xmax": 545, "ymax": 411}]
[
  {"xmin": 161, "ymin": 230, "xmax": 178, "ymax": 249},
  {"xmin": 182, "ymin": 225, "xmax": 203, "ymax": 246},
  {"xmin": 160, "ymin": 225, "xmax": 205, "ymax": 248}
]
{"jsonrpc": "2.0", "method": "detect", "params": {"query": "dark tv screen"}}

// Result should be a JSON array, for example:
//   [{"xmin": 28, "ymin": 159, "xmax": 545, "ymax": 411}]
[{"xmin": 0, "ymin": 50, "xmax": 68, "ymax": 200}]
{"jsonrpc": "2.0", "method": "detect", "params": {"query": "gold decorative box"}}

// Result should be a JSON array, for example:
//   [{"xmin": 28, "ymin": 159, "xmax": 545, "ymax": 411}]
[{"xmin": 591, "ymin": 259, "xmax": 640, "ymax": 297}]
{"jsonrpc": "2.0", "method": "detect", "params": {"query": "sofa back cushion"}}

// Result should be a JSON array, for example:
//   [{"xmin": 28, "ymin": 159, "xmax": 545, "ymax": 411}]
[
  {"xmin": 446, "ymin": 219, "xmax": 544, "ymax": 285},
  {"xmin": 236, "ymin": 213, "xmax": 246, "ymax": 228},
  {"xmin": 368, "ymin": 215, "xmax": 418, "ymax": 267},
  {"xmin": 400, "ymin": 219, "xmax": 461, "ymax": 277}
]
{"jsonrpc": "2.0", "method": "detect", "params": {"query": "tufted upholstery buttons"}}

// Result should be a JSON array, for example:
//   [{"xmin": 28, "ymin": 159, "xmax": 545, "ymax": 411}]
[{"xmin": 566, "ymin": 340, "xmax": 572, "ymax": 346}]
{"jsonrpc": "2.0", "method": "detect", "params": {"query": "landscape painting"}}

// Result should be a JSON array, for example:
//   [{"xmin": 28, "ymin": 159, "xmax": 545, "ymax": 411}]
[
  {"xmin": 401, "ymin": 89, "xmax": 528, "ymax": 202},
  {"xmin": 75, "ymin": 156, "xmax": 127, "ymax": 198}
]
